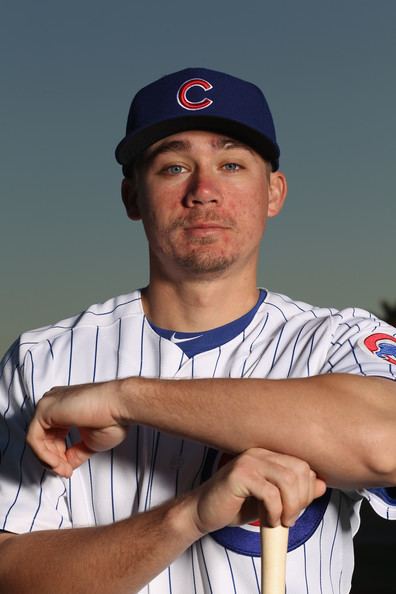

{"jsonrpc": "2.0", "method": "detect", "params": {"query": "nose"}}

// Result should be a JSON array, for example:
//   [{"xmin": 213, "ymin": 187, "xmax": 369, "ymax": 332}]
[{"xmin": 184, "ymin": 168, "xmax": 222, "ymax": 207}]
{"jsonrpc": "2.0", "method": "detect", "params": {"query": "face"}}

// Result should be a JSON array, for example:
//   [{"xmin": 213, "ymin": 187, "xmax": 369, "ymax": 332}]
[{"xmin": 122, "ymin": 130, "xmax": 287, "ymax": 280}]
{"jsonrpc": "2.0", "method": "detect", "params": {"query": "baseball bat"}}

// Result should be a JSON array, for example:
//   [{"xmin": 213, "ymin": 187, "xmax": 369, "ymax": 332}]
[{"xmin": 260, "ymin": 523, "xmax": 289, "ymax": 594}]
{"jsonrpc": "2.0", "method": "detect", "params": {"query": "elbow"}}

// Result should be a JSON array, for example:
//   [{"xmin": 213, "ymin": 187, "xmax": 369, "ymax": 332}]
[
  {"xmin": 352, "ymin": 377, "xmax": 396, "ymax": 486},
  {"xmin": 363, "ymin": 424, "xmax": 396, "ymax": 486}
]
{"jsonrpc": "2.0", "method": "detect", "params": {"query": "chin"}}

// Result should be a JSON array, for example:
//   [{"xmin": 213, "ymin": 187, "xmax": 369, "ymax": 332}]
[{"xmin": 175, "ymin": 252, "xmax": 237, "ymax": 275}]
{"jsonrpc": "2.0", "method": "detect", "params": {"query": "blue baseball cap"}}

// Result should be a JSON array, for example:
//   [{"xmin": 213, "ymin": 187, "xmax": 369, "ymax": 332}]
[{"xmin": 115, "ymin": 67, "xmax": 280, "ymax": 172}]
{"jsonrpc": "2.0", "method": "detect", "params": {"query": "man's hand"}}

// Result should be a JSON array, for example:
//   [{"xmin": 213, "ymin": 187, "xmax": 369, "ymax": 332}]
[
  {"xmin": 26, "ymin": 381, "xmax": 127, "ymax": 477},
  {"xmin": 190, "ymin": 448, "xmax": 326, "ymax": 531}
]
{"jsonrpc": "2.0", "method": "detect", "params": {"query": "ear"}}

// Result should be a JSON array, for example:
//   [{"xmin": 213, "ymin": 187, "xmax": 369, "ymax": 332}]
[
  {"xmin": 267, "ymin": 171, "xmax": 288, "ymax": 218},
  {"xmin": 121, "ymin": 178, "xmax": 142, "ymax": 221}
]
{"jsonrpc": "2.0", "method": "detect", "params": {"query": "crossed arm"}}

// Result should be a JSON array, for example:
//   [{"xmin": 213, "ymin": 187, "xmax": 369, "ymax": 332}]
[
  {"xmin": 26, "ymin": 373, "xmax": 396, "ymax": 487},
  {"xmin": 0, "ymin": 373, "xmax": 395, "ymax": 593}
]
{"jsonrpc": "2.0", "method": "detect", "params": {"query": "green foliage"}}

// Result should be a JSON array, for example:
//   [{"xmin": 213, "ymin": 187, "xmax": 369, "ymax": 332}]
[{"xmin": 378, "ymin": 301, "xmax": 396, "ymax": 326}]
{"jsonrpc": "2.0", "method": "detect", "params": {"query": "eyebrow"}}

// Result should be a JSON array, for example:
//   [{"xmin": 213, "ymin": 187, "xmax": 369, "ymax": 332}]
[{"xmin": 144, "ymin": 135, "xmax": 255, "ymax": 165}]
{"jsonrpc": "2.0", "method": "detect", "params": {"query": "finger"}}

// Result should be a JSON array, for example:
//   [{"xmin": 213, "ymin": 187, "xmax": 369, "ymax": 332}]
[
  {"xmin": 251, "ymin": 460, "xmax": 311, "ymax": 526},
  {"xmin": 65, "ymin": 442, "xmax": 96, "ymax": 470},
  {"xmin": 244, "ymin": 451, "xmax": 322, "ymax": 526},
  {"xmin": 26, "ymin": 418, "xmax": 71, "ymax": 475},
  {"xmin": 258, "ymin": 481, "xmax": 283, "ymax": 527}
]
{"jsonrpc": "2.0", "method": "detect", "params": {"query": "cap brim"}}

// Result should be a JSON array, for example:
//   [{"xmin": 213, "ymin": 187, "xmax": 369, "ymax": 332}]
[{"xmin": 115, "ymin": 116, "xmax": 280, "ymax": 171}]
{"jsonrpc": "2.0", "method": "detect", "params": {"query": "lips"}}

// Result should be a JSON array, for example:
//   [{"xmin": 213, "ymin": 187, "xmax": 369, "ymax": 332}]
[
  {"xmin": 185, "ymin": 223, "xmax": 228, "ymax": 230},
  {"xmin": 167, "ymin": 216, "xmax": 235, "ymax": 235}
]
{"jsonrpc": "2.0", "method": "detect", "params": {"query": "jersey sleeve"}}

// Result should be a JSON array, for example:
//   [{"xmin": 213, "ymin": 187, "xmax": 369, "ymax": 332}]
[
  {"xmin": 0, "ymin": 339, "xmax": 72, "ymax": 534},
  {"xmin": 358, "ymin": 488, "xmax": 396, "ymax": 520},
  {"xmin": 320, "ymin": 308, "xmax": 396, "ymax": 380},
  {"xmin": 320, "ymin": 310, "xmax": 396, "ymax": 517}
]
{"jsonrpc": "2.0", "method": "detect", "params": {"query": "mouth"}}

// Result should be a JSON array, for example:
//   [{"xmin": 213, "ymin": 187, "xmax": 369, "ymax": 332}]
[
  {"xmin": 185, "ymin": 223, "xmax": 227, "ymax": 230},
  {"xmin": 183, "ymin": 224, "xmax": 230, "ymax": 237}
]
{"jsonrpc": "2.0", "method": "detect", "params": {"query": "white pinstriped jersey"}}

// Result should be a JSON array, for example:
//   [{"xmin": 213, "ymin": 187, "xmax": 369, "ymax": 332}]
[{"xmin": 1, "ymin": 289, "xmax": 396, "ymax": 593}]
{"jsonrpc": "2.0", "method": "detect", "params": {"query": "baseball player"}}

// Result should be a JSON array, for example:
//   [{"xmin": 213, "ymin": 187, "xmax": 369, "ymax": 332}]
[{"xmin": 1, "ymin": 67, "xmax": 396, "ymax": 594}]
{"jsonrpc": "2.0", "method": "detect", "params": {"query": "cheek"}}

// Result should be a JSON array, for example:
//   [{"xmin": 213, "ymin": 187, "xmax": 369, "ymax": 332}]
[{"xmin": 227, "ymin": 191, "xmax": 268, "ymax": 229}]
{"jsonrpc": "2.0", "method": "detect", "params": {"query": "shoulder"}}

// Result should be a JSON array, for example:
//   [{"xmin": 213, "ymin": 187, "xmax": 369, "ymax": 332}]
[
  {"xmin": 12, "ymin": 290, "xmax": 145, "ymax": 363},
  {"xmin": 262, "ymin": 290, "xmax": 388, "ymax": 330}
]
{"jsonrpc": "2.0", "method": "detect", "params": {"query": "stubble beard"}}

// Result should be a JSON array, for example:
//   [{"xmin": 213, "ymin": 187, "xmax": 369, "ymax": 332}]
[{"xmin": 173, "ymin": 242, "xmax": 238, "ymax": 274}]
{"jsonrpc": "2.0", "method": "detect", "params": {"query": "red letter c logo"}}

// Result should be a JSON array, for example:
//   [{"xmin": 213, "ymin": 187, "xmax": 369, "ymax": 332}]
[{"xmin": 177, "ymin": 78, "xmax": 213, "ymax": 111}]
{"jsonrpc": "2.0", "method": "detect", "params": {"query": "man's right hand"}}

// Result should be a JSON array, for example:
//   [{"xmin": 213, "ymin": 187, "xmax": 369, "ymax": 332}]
[{"xmin": 26, "ymin": 381, "xmax": 128, "ymax": 478}]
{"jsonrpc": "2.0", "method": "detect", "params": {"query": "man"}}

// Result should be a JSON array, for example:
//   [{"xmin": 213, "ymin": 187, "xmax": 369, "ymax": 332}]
[{"xmin": 0, "ymin": 67, "xmax": 396, "ymax": 594}]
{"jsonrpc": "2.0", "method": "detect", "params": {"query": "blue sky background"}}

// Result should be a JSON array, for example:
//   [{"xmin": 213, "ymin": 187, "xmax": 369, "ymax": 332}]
[{"xmin": 1, "ymin": 0, "xmax": 395, "ymax": 354}]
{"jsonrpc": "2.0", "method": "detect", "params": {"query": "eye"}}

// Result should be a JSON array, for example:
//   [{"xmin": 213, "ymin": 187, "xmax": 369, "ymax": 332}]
[
  {"xmin": 165, "ymin": 165, "xmax": 186, "ymax": 175},
  {"xmin": 223, "ymin": 162, "xmax": 241, "ymax": 172}
]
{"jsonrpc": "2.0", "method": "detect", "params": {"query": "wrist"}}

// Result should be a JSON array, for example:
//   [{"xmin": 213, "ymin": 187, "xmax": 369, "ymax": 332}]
[
  {"xmin": 164, "ymin": 491, "xmax": 205, "ymax": 548},
  {"xmin": 116, "ymin": 376, "xmax": 157, "ymax": 425}
]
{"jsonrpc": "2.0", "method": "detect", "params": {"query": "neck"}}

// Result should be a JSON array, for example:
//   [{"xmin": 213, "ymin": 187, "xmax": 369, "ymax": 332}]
[{"xmin": 141, "ymin": 274, "xmax": 260, "ymax": 332}]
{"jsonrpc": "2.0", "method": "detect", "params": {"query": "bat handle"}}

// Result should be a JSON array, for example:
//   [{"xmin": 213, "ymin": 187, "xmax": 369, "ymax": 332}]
[{"xmin": 260, "ymin": 523, "xmax": 289, "ymax": 594}]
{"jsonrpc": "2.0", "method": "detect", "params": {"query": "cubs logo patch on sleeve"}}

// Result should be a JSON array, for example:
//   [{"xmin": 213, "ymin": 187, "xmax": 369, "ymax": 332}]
[{"xmin": 362, "ymin": 333, "xmax": 396, "ymax": 365}]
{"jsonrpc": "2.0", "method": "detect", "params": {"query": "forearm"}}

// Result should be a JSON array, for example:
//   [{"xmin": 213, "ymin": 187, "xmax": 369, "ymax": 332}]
[
  {"xmin": 120, "ymin": 374, "xmax": 396, "ymax": 488},
  {"xmin": 0, "ymin": 495, "xmax": 200, "ymax": 594}
]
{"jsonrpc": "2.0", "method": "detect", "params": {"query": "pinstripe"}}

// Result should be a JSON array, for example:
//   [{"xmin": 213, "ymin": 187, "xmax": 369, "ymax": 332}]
[
  {"xmin": 83, "ymin": 296, "xmax": 142, "ymax": 316},
  {"xmin": 144, "ymin": 431, "xmax": 160, "ymax": 511},
  {"xmin": 116, "ymin": 318, "xmax": 122, "ymax": 378},
  {"xmin": 190, "ymin": 546, "xmax": 198, "ymax": 594},
  {"xmin": 0, "ymin": 343, "xmax": 18, "ymax": 380},
  {"xmin": 93, "ymin": 327, "xmax": 99, "ymax": 382},
  {"xmin": 303, "ymin": 543, "xmax": 309, "ymax": 593},
  {"xmin": 319, "ymin": 518, "xmax": 324, "ymax": 594},
  {"xmin": 139, "ymin": 317, "xmax": 145, "ymax": 376},
  {"xmin": 199, "ymin": 540, "xmax": 214, "ymax": 594},
  {"xmin": 224, "ymin": 548, "xmax": 238, "ymax": 594},
  {"xmin": 329, "ymin": 496, "xmax": 342, "ymax": 594},
  {"xmin": 306, "ymin": 331, "xmax": 316, "ymax": 376},
  {"xmin": 2, "ymin": 440, "xmax": 27, "ymax": 530},
  {"xmin": 251, "ymin": 557, "xmax": 260, "ymax": 593},
  {"xmin": 337, "ymin": 320, "xmax": 361, "ymax": 334},
  {"xmin": 47, "ymin": 339, "xmax": 54, "ymax": 359},
  {"xmin": 110, "ymin": 449, "xmax": 115, "ymax": 522},
  {"xmin": 88, "ymin": 460, "xmax": 98, "ymax": 525},
  {"xmin": 28, "ymin": 325, "xmax": 75, "ymax": 334},
  {"xmin": 212, "ymin": 347, "xmax": 221, "ymax": 376},
  {"xmin": 191, "ymin": 446, "xmax": 208, "ymax": 489},
  {"xmin": 29, "ymin": 469, "xmax": 47, "ymax": 531},
  {"xmin": 175, "ymin": 440, "xmax": 184, "ymax": 496},
  {"xmin": 178, "ymin": 350, "xmax": 185, "ymax": 369},
  {"xmin": 68, "ymin": 477, "xmax": 73, "ymax": 521},
  {"xmin": 135, "ymin": 426, "xmax": 141, "ymax": 508},
  {"xmin": 0, "ymin": 363, "xmax": 18, "ymax": 455},
  {"xmin": 347, "ymin": 339, "xmax": 365, "ymax": 376},
  {"xmin": 240, "ymin": 312, "xmax": 269, "ymax": 377},
  {"xmin": 135, "ymin": 319, "xmax": 145, "ymax": 508},
  {"xmin": 270, "ymin": 325, "xmax": 285, "ymax": 370},
  {"xmin": 67, "ymin": 329, "xmax": 74, "ymax": 385},
  {"xmin": 264, "ymin": 299, "xmax": 288, "ymax": 321},
  {"xmin": 287, "ymin": 325, "xmax": 305, "ymax": 377},
  {"xmin": 55, "ymin": 488, "xmax": 66, "ymax": 530},
  {"xmin": 28, "ymin": 351, "xmax": 36, "ymax": 406},
  {"xmin": 270, "ymin": 292, "xmax": 306, "ymax": 313}
]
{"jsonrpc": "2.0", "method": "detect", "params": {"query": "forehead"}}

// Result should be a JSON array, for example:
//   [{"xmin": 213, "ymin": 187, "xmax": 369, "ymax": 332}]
[{"xmin": 144, "ymin": 130, "xmax": 259, "ymax": 161}]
